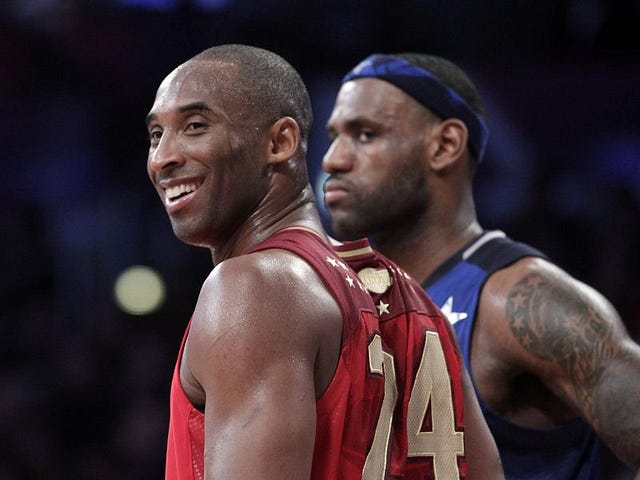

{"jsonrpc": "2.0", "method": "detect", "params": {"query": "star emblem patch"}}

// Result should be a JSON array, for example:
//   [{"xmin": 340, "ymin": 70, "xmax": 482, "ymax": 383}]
[
  {"xmin": 440, "ymin": 296, "xmax": 468, "ymax": 324},
  {"xmin": 376, "ymin": 300, "xmax": 390, "ymax": 315}
]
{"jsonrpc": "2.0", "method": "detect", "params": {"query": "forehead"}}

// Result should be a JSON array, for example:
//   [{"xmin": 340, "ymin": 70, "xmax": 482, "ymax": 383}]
[
  {"xmin": 150, "ymin": 60, "xmax": 238, "ymax": 115},
  {"xmin": 330, "ymin": 78, "xmax": 418, "ymax": 123}
]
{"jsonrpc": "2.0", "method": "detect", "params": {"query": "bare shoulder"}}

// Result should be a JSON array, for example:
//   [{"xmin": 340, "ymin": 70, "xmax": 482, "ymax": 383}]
[
  {"xmin": 192, "ymin": 249, "xmax": 340, "ymax": 345},
  {"xmin": 185, "ymin": 248, "xmax": 342, "ymax": 389},
  {"xmin": 480, "ymin": 256, "xmax": 631, "ymax": 367},
  {"xmin": 486, "ymin": 256, "xmax": 629, "ymax": 359}
]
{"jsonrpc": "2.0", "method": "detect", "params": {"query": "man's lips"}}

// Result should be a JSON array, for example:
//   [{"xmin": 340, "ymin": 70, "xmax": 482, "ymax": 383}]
[{"xmin": 323, "ymin": 179, "xmax": 351, "ymax": 205}]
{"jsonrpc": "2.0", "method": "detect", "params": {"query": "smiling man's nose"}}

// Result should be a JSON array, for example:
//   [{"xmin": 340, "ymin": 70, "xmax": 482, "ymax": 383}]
[{"xmin": 148, "ymin": 134, "xmax": 186, "ymax": 172}]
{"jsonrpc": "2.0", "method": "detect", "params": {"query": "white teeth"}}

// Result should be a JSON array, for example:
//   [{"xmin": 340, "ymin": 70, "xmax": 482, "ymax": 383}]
[{"xmin": 165, "ymin": 183, "xmax": 197, "ymax": 202}]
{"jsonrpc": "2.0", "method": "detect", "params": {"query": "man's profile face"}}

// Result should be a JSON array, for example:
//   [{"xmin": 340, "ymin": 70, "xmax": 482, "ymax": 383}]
[{"xmin": 322, "ymin": 78, "xmax": 431, "ymax": 241}]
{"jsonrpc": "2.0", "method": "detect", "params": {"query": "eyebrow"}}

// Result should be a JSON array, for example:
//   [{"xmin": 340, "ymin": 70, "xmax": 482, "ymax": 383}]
[
  {"xmin": 327, "ymin": 116, "xmax": 377, "ymax": 133},
  {"xmin": 145, "ymin": 102, "xmax": 213, "ymax": 127}
]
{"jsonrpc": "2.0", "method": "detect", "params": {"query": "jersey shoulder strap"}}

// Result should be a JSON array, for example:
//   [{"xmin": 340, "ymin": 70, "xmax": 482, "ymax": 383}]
[{"xmin": 424, "ymin": 230, "xmax": 547, "ymax": 288}]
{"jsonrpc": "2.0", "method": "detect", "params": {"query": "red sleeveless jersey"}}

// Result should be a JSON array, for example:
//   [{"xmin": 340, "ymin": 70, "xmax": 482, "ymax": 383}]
[{"xmin": 335, "ymin": 238, "xmax": 468, "ymax": 479}]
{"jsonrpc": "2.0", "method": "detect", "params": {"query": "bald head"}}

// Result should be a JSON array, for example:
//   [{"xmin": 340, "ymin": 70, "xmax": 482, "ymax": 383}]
[{"xmin": 187, "ymin": 45, "xmax": 313, "ymax": 154}]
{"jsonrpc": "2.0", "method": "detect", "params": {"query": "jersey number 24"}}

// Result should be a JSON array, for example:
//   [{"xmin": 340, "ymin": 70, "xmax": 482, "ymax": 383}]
[{"xmin": 364, "ymin": 331, "xmax": 464, "ymax": 479}]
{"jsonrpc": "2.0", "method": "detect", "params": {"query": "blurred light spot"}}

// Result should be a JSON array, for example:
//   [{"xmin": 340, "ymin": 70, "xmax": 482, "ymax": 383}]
[{"xmin": 114, "ymin": 265, "xmax": 166, "ymax": 315}]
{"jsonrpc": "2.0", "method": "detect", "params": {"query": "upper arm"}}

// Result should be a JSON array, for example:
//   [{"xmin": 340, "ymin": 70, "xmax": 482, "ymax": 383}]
[
  {"xmin": 184, "ymin": 251, "xmax": 338, "ymax": 479},
  {"xmin": 485, "ymin": 257, "xmax": 640, "ymax": 467}
]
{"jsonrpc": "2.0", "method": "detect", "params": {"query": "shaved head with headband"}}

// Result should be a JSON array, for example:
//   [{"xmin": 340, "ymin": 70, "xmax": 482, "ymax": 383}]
[{"xmin": 342, "ymin": 53, "xmax": 489, "ymax": 162}]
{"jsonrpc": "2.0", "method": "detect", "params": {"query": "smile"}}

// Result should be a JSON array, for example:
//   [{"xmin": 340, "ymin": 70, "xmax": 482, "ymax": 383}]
[{"xmin": 164, "ymin": 182, "xmax": 198, "ymax": 206}]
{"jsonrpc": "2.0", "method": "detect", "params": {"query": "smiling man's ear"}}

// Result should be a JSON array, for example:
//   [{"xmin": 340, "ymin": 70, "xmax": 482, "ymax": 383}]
[
  {"xmin": 426, "ymin": 118, "xmax": 468, "ymax": 171},
  {"xmin": 266, "ymin": 116, "xmax": 300, "ymax": 165}
]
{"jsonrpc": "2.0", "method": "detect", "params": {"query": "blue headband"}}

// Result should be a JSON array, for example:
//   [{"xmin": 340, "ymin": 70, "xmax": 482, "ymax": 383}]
[{"xmin": 342, "ymin": 54, "xmax": 489, "ymax": 162}]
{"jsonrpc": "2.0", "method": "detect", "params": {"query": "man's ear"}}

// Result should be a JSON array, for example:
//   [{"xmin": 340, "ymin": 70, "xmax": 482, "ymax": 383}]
[
  {"xmin": 426, "ymin": 118, "xmax": 468, "ymax": 171},
  {"xmin": 266, "ymin": 116, "xmax": 300, "ymax": 165}
]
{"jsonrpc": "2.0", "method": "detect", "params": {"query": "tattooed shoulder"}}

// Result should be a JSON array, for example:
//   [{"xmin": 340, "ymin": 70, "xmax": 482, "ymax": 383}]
[{"xmin": 505, "ymin": 270, "xmax": 617, "ymax": 389}]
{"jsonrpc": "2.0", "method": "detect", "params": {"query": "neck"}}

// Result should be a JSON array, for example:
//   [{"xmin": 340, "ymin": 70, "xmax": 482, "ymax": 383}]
[
  {"xmin": 373, "ymin": 203, "xmax": 482, "ymax": 285},
  {"xmin": 211, "ymin": 185, "xmax": 325, "ymax": 265}
]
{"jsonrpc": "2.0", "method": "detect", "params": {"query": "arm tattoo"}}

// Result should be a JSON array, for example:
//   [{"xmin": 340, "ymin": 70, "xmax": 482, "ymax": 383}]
[
  {"xmin": 505, "ymin": 272, "xmax": 617, "ymax": 417},
  {"xmin": 506, "ymin": 272, "xmax": 640, "ymax": 465}
]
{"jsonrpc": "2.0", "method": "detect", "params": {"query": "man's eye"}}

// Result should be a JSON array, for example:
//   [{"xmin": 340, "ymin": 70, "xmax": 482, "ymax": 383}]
[
  {"xmin": 149, "ymin": 129, "xmax": 162, "ymax": 143},
  {"xmin": 186, "ymin": 122, "xmax": 206, "ymax": 131},
  {"xmin": 358, "ymin": 130, "xmax": 374, "ymax": 142}
]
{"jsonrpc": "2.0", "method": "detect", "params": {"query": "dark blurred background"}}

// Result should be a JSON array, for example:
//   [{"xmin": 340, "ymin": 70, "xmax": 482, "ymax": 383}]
[{"xmin": 1, "ymin": 0, "xmax": 639, "ymax": 478}]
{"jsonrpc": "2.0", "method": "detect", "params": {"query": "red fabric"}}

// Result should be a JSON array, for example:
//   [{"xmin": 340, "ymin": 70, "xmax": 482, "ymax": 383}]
[{"xmin": 165, "ymin": 323, "xmax": 204, "ymax": 480}]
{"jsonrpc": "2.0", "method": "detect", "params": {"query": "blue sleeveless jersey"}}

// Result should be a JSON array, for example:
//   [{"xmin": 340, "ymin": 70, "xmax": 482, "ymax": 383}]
[{"xmin": 423, "ymin": 230, "xmax": 600, "ymax": 480}]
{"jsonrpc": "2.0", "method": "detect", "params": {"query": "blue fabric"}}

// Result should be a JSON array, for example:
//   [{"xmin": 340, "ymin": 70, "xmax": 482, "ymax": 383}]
[{"xmin": 343, "ymin": 54, "xmax": 489, "ymax": 162}]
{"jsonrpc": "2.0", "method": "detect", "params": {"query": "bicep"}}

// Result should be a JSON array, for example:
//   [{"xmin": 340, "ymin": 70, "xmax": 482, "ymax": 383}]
[
  {"xmin": 202, "ymin": 351, "xmax": 317, "ymax": 480},
  {"xmin": 496, "ymin": 260, "xmax": 640, "ymax": 464},
  {"xmin": 187, "ymin": 260, "xmax": 320, "ymax": 479},
  {"xmin": 500, "ymin": 262, "xmax": 624, "ymax": 410},
  {"xmin": 515, "ymin": 272, "xmax": 640, "ymax": 466}
]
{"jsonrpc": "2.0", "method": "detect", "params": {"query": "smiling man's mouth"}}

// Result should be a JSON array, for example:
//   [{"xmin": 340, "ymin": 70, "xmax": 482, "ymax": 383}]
[{"xmin": 165, "ymin": 183, "xmax": 198, "ymax": 205}]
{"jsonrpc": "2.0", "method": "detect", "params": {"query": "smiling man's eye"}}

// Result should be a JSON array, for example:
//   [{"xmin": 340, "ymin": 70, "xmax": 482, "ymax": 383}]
[
  {"xmin": 148, "ymin": 128, "xmax": 162, "ymax": 143},
  {"xmin": 186, "ymin": 122, "xmax": 206, "ymax": 131}
]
